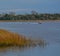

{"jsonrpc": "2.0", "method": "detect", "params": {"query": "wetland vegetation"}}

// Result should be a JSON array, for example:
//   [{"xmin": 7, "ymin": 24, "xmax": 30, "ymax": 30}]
[{"xmin": 0, "ymin": 29, "xmax": 46, "ymax": 48}]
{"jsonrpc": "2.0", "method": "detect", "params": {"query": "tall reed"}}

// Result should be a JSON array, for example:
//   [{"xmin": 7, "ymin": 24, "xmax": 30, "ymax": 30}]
[{"xmin": 0, "ymin": 29, "xmax": 46, "ymax": 47}]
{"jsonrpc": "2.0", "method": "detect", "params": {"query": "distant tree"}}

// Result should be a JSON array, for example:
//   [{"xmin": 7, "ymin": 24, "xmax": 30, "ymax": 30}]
[
  {"xmin": 31, "ymin": 10, "xmax": 38, "ymax": 15},
  {"xmin": 9, "ymin": 12, "xmax": 16, "ymax": 16}
]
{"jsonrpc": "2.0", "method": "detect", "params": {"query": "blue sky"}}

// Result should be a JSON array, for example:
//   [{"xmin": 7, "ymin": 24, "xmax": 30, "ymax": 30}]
[{"xmin": 0, "ymin": 0, "xmax": 60, "ymax": 14}]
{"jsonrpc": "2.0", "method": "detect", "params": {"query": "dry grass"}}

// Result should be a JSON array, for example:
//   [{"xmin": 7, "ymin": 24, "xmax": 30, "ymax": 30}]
[
  {"xmin": 0, "ymin": 29, "xmax": 29, "ymax": 47},
  {"xmin": 0, "ymin": 29, "xmax": 46, "ymax": 47}
]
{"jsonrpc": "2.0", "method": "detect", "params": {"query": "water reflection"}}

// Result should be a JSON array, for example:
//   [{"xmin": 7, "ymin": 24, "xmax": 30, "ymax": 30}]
[
  {"xmin": 0, "ymin": 46, "xmax": 46, "ymax": 56},
  {"xmin": 0, "ymin": 41, "xmax": 47, "ymax": 52}
]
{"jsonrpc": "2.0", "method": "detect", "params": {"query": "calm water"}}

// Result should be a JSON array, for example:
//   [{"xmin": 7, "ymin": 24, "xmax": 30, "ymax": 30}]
[{"xmin": 0, "ymin": 22, "xmax": 60, "ymax": 56}]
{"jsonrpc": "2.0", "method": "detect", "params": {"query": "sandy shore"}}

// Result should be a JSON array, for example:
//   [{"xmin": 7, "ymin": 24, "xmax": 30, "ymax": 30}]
[{"xmin": 0, "ymin": 20, "xmax": 60, "ymax": 22}]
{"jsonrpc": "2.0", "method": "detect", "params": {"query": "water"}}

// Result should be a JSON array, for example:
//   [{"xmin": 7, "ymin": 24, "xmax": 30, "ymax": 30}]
[{"xmin": 0, "ymin": 21, "xmax": 60, "ymax": 56}]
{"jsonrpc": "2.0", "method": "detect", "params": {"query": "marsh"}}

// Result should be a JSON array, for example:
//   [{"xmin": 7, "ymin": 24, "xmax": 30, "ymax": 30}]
[{"xmin": 0, "ymin": 21, "xmax": 60, "ymax": 56}]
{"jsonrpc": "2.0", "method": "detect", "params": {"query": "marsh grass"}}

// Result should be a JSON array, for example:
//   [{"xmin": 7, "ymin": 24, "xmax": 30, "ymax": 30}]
[{"xmin": 0, "ymin": 29, "xmax": 46, "ymax": 47}]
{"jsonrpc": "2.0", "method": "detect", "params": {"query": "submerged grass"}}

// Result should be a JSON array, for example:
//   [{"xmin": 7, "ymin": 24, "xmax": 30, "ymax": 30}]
[{"xmin": 0, "ymin": 29, "xmax": 46, "ymax": 47}]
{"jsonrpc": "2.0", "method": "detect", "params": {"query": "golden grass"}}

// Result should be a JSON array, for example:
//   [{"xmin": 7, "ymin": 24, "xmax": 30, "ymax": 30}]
[
  {"xmin": 0, "ymin": 29, "xmax": 46, "ymax": 47},
  {"xmin": 0, "ymin": 29, "xmax": 29, "ymax": 47}
]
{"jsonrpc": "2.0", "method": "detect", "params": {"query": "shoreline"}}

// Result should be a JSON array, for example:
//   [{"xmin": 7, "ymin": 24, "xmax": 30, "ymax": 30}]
[{"xmin": 0, "ymin": 20, "xmax": 60, "ymax": 22}]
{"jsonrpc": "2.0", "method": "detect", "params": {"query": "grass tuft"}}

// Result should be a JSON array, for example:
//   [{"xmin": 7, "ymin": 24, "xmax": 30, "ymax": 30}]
[{"xmin": 0, "ymin": 29, "xmax": 46, "ymax": 47}]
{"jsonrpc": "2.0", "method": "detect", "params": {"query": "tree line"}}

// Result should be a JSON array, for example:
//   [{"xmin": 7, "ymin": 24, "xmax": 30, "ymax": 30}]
[{"xmin": 0, "ymin": 11, "xmax": 60, "ymax": 20}]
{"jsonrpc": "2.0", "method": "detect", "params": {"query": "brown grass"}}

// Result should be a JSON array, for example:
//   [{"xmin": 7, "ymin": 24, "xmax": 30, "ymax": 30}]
[
  {"xmin": 0, "ymin": 29, "xmax": 46, "ymax": 47},
  {"xmin": 0, "ymin": 29, "xmax": 29, "ymax": 47}
]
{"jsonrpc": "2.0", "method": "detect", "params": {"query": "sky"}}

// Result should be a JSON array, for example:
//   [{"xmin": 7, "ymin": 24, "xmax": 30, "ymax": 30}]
[{"xmin": 0, "ymin": 0, "xmax": 60, "ymax": 14}]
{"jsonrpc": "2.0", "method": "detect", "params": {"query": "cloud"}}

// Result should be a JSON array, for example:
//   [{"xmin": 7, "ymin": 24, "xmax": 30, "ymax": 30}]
[{"xmin": 0, "ymin": 8, "xmax": 36, "ymax": 12}]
